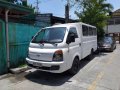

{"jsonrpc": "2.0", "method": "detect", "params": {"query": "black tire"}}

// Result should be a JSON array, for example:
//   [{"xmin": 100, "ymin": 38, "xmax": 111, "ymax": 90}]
[
  {"xmin": 110, "ymin": 47, "xmax": 113, "ymax": 52},
  {"xmin": 87, "ymin": 49, "xmax": 94, "ymax": 60},
  {"xmin": 68, "ymin": 57, "xmax": 80, "ymax": 75},
  {"xmin": 114, "ymin": 45, "xmax": 116, "ymax": 50}
]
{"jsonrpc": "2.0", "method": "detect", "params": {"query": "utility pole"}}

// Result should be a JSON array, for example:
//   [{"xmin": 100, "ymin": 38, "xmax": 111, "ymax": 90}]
[
  {"xmin": 65, "ymin": 0, "xmax": 70, "ymax": 23},
  {"xmin": 35, "ymin": 0, "xmax": 40, "ymax": 14}
]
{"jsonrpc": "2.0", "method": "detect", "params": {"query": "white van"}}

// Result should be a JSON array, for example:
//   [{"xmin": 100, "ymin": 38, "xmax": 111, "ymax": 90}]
[{"xmin": 26, "ymin": 22, "xmax": 97, "ymax": 74}]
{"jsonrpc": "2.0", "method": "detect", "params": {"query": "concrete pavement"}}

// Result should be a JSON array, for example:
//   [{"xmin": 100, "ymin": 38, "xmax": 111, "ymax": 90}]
[{"xmin": 0, "ymin": 45, "xmax": 120, "ymax": 90}]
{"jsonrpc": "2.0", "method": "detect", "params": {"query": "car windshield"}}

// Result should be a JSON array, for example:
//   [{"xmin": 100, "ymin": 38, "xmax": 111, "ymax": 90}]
[
  {"xmin": 32, "ymin": 27, "xmax": 66, "ymax": 43},
  {"xmin": 103, "ymin": 37, "xmax": 112, "ymax": 44}
]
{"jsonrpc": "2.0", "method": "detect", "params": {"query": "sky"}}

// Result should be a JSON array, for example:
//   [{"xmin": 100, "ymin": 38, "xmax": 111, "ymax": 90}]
[{"xmin": 28, "ymin": 0, "xmax": 120, "ymax": 19}]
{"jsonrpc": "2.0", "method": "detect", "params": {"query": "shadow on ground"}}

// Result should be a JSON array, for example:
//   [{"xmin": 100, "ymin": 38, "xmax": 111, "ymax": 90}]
[
  {"xmin": 95, "ymin": 53, "xmax": 108, "ymax": 57},
  {"xmin": 25, "ymin": 70, "xmax": 73, "ymax": 86},
  {"xmin": 25, "ymin": 52, "xmax": 108, "ymax": 86}
]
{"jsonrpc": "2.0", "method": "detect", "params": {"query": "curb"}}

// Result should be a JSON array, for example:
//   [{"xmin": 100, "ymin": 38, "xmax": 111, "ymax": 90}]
[
  {"xmin": 10, "ymin": 66, "xmax": 32, "ymax": 74},
  {"xmin": 0, "ymin": 74, "xmax": 12, "ymax": 80}
]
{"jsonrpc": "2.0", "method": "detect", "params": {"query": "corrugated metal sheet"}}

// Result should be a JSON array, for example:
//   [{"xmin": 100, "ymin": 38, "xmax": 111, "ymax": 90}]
[
  {"xmin": 0, "ymin": 19, "xmax": 50, "ymax": 74},
  {"xmin": 0, "ymin": 20, "xmax": 7, "ymax": 75},
  {"xmin": 8, "ymin": 23, "xmax": 40, "ymax": 68}
]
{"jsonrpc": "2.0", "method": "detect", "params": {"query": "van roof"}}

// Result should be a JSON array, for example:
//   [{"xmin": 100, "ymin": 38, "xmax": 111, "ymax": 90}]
[{"xmin": 45, "ymin": 22, "xmax": 96, "ymax": 29}]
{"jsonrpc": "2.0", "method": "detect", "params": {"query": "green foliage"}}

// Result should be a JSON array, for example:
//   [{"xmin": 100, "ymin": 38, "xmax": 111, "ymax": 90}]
[
  {"xmin": 3, "ymin": 0, "xmax": 35, "ymax": 13},
  {"xmin": 4, "ymin": 0, "xmax": 16, "ymax": 3},
  {"xmin": 22, "ymin": 1, "xmax": 27, "ymax": 6},
  {"xmin": 73, "ymin": 0, "xmax": 113, "ymax": 40}
]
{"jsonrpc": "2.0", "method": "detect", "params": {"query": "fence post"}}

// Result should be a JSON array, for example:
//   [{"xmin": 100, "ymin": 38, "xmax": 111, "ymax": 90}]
[{"xmin": 5, "ymin": 9, "xmax": 10, "ymax": 71}]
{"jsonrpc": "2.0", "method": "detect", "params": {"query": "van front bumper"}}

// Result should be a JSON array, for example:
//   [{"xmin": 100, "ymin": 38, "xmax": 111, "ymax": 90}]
[
  {"xmin": 99, "ymin": 46, "xmax": 112, "ymax": 51},
  {"xmin": 26, "ymin": 58, "xmax": 65, "ymax": 73}
]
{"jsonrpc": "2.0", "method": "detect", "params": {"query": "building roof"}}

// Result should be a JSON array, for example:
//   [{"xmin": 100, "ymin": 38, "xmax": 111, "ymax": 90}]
[
  {"xmin": 0, "ymin": 0, "xmax": 33, "ymax": 14},
  {"xmin": 108, "ymin": 9, "xmax": 120, "ymax": 25},
  {"xmin": 112, "ymin": 9, "xmax": 120, "ymax": 17},
  {"xmin": 23, "ymin": 13, "xmax": 77, "ymax": 25},
  {"xmin": 51, "ymin": 16, "xmax": 77, "ymax": 24},
  {"xmin": 0, "ymin": 0, "xmax": 34, "ymax": 24},
  {"xmin": 114, "ymin": 9, "xmax": 120, "ymax": 13}
]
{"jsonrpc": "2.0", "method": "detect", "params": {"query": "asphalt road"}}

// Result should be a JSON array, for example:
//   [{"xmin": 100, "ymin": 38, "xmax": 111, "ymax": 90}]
[{"xmin": 0, "ymin": 45, "xmax": 120, "ymax": 90}]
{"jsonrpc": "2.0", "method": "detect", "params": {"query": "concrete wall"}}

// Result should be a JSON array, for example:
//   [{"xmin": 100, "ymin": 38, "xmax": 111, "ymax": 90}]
[{"xmin": 104, "ymin": 24, "xmax": 120, "ymax": 33}]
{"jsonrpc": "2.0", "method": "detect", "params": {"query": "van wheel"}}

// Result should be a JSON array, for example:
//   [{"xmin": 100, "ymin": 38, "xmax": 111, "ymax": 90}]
[
  {"xmin": 68, "ymin": 57, "xmax": 80, "ymax": 75},
  {"xmin": 114, "ymin": 46, "xmax": 116, "ymax": 49},
  {"xmin": 87, "ymin": 49, "xmax": 94, "ymax": 60},
  {"xmin": 110, "ymin": 47, "xmax": 113, "ymax": 52}
]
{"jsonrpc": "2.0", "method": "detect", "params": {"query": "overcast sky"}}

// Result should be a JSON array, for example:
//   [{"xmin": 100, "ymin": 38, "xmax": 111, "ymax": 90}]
[{"xmin": 28, "ymin": 0, "xmax": 120, "ymax": 19}]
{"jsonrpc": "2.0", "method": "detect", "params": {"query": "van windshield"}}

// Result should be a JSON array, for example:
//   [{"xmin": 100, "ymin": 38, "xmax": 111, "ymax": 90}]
[{"xmin": 32, "ymin": 27, "xmax": 66, "ymax": 43}]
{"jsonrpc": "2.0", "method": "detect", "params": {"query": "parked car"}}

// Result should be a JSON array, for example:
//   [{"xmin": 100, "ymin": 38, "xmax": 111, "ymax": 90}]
[
  {"xmin": 26, "ymin": 22, "xmax": 97, "ymax": 75},
  {"xmin": 98, "ymin": 36, "xmax": 116, "ymax": 52}
]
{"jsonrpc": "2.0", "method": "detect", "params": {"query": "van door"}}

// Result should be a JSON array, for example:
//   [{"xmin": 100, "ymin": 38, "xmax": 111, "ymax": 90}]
[
  {"xmin": 66, "ymin": 27, "xmax": 81, "ymax": 67},
  {"xmin": 81, "ymin": 25, "xmax": 90, "ymax": 58}
]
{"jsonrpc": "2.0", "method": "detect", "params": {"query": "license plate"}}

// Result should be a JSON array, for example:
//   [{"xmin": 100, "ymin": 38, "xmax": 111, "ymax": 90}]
[{"xmin": 33, "ymin": 62, "xmax": 42, "ymax": 67}]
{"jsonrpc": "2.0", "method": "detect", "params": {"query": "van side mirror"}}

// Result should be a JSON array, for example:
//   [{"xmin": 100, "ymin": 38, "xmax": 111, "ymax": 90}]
[{"xmin": 66, "ymin": 33, "xmax": 75, "ymax": 44}]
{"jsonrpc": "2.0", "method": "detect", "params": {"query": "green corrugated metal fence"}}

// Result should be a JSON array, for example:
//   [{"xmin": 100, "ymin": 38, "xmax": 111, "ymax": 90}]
[
  {"xmin": 0, "ymin": 19, "xmax": 50, "ymax": 75},
  {"xmin": 0, "ymin": 20, "xmax": 7, "ymax": 75},
  {"xmin": 9, "ymin": 23, "xmax": 40, "ymax": 68}
]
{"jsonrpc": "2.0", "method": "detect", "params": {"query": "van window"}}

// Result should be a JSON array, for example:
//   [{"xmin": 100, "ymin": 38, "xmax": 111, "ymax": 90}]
[
  {"xmin": 69, "ymin": 27, "xmax": 78, "ymax": 38},
  {"xmin": 89, "ymin": 27, "xmax": 93, "ymax": 36},
  {"xmin": 82, "ymin": 25, "xmax": 88, "ymax": 36},
  {"xmin": 32, "ymin": 27, "xmax": 66, "ymax": 43},
  {"xmin": 88, "ymin": 27, "xmax": 97, "ymax": 36},
  {"xmin": 93, "ymin": 28, "xmax": 97, "ymax": 35}
]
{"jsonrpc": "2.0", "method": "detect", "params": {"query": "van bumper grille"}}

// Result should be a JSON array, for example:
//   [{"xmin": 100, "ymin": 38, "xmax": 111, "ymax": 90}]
[{"xmin": 26, "ymin": 62, "xmax": 60, "ymax": 70}]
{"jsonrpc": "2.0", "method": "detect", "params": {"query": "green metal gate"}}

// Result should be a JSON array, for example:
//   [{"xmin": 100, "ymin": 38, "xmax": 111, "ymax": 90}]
[
  {"xmin": 0, "ymin": 19, "xmax": 49, "ymax": 75},
  {"xmin": 0, "ymin": 20, "xmax": 7, "ymax": 74},
  {"xmin": 8, "ymin": 23, "xmax": 40, "ymax": 68}
]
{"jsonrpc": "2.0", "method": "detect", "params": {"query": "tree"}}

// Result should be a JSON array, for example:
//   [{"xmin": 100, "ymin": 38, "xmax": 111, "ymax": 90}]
[
  {"xmin": 4, "ymin": 0, "xmax": 35, "ymax": 12},
  {"xmin": 5, "ymin": 0, "xmax": 16, "ymax": 3},
  {"xmin": 4, "ymin": 0, "xmax": 28, "ymax": 7},
  {"xmin": 73, "ymin": 0, "xmax": 113, "ymax": 40},
  {"xmin": 22, "ymin": 0, "xmax": 27, "ymax": 6}
]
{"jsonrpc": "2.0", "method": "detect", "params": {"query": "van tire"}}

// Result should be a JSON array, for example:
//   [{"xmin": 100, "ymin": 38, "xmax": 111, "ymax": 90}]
[
  {"xmin": 68, "ymin": 57, "xmax": 80, "ymax": 75},
  {"xmin": 110, "ymin": 47, "xmax": 113, "ymax": 52},
  {"xmin": 114, "ymin": 45, "xmax": 116, "ymax": 50},
  {"xmin": 87, "ymin": 49, "xmax": 94, "ymax": 60}
]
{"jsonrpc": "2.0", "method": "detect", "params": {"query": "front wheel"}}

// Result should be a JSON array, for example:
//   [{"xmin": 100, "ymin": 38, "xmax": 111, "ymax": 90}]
[
  {"xmin": 114, "ymin": 45, "xmax": 116, "ymax": 50},
  {"xmin": 68, "ymin": 57, "xmax": 80, "ymax": 75},
  {"xmin": 110, "ymin": 47, "xmax": 114, "ymax": 52}
]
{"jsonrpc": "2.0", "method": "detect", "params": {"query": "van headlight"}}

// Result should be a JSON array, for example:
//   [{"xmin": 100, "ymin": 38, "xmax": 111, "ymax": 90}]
[{"xmin": 53, "ymin": 50, "xmax": 63, "ymax": 61}]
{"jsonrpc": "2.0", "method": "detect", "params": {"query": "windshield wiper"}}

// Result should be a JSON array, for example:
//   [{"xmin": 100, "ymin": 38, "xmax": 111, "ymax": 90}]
[{"xmin": 38, "ymin": 40, "xmax": 55, "ymax": 44}]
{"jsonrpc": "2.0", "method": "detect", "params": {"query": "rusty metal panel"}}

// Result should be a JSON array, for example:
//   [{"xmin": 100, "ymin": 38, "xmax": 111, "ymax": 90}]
[{"xmin": 0, "ymin": 20, "xmax": 7, "ymax": 75}]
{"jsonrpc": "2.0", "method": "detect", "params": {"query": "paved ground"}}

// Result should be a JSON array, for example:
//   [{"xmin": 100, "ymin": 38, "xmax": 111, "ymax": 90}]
[{"xmin": 0, "ymin": 45, "xmax": 120, "ymax": 90}]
